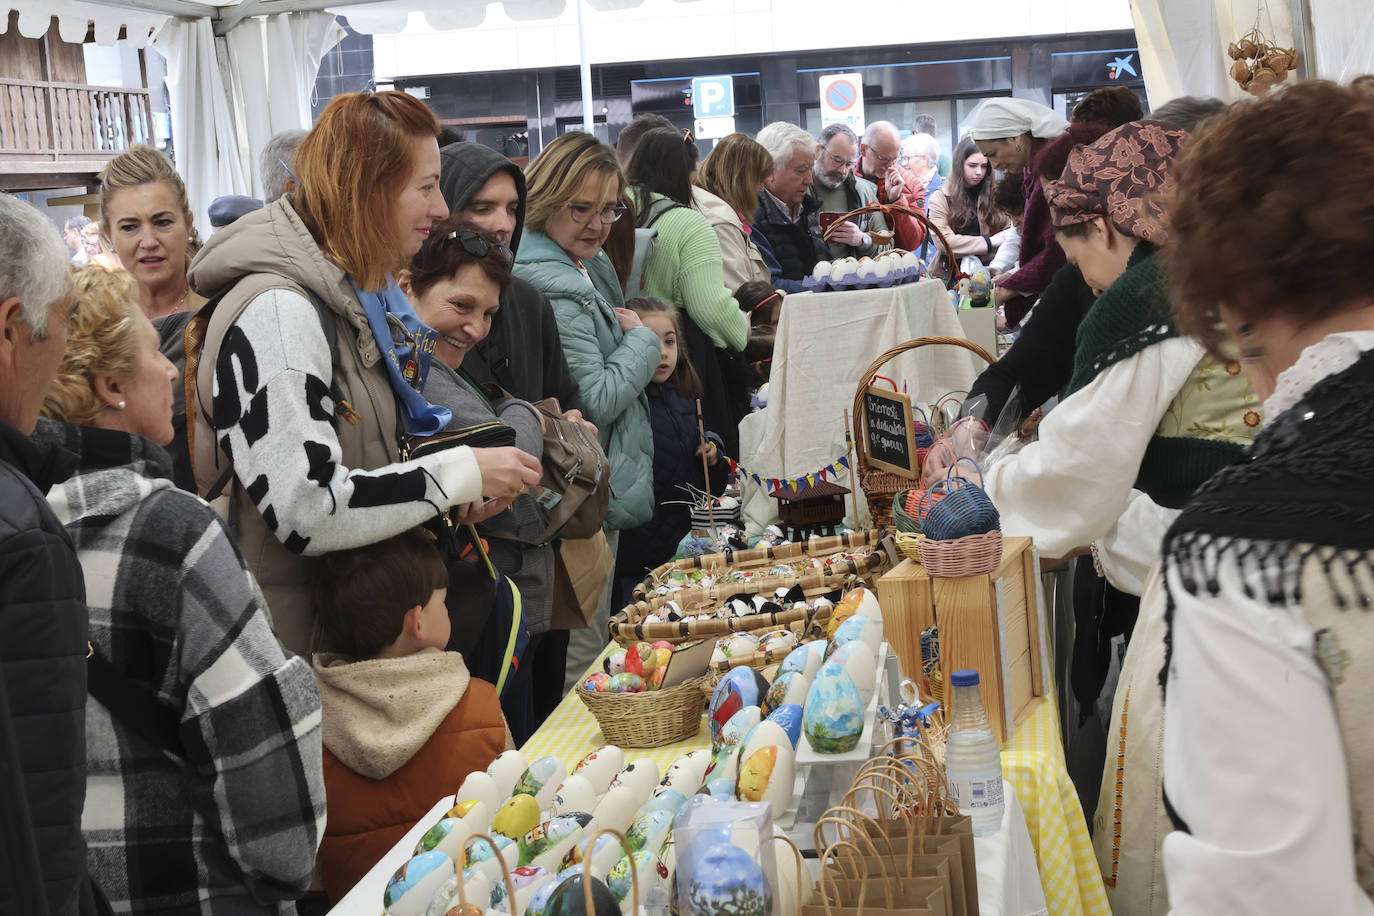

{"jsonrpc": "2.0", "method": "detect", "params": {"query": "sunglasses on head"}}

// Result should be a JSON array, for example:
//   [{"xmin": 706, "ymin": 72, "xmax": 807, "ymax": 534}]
[{"xmin": 444, "ymin": 228, "xmax": 514, "ymax": 266}]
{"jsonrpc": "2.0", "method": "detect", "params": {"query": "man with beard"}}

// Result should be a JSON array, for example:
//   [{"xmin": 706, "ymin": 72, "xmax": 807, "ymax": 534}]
[{"xmin": 805, "ymin": 123, "xmax": 889, "ymax": 260}]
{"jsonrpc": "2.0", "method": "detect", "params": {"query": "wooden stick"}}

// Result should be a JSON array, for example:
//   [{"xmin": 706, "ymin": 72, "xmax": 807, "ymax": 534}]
[
  {"xmin": 843, "ymin": 408, "xmax": 860, "ymax": 529},
  {"xmin": 696, "ymin": 398, "xmax": 715, "ymax": 532}
]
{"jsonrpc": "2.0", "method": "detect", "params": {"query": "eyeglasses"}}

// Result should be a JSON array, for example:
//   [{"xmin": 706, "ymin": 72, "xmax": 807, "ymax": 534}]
[
  {"xmin": 445, "ymin": 228, "xmax": 514, "ymax": 266},
  {"xmin": 863, "ymin": 145, "xmax": 911, "ymax": 168},
  {"xmin": 567, "ymin": 202, "xmax": 629, "ymax": 225},
  {"xmin": 821, "ymin": 151, "xmax": 854, "ymax": 169}
]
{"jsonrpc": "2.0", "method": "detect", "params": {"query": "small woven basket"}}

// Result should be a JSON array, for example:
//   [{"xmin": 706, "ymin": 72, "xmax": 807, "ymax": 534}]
[
  {"xmin": 916, "ymin": 530, "xmax": 1004, "ymax": 577},
  {"xmin": 894, "ymin": 531, "xmax": 924, "ymax": 562},
  {"xmin": 576, "ymin": 675, "xmax": 708, "ymax": 747}
]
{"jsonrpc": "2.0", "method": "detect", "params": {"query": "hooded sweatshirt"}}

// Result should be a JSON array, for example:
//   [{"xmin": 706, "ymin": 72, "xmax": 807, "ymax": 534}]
[
  {"xmin": 437, "ymin": 142, "xmax": 580, "ymax": 409},
  {"xmin": 313, "ymin": 649, "xmax": 507, "ymax": 900}
]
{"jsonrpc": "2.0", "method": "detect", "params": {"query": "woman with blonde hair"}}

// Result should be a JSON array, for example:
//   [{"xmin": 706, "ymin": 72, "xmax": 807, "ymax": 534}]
[
  {"xmin": 187, "ymin": 91, "xmax": 541, "ymax": 656},
  {"xmin": 35, "ymin": 266, "xmax": 325, "ymax": 914},
  {"xmin": 513, "ymin": 131, "xmax": 660, "ymax": 687},
  {"xmin": 694, "ymin": 132, "xmax": 775, "ymax": 290},
  {"xmin": 97, "ymin": 145, "xmax": 205, "ymax": 318}
]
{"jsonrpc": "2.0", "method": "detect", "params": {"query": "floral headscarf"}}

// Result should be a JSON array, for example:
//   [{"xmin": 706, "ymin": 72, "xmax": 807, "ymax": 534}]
[{"xmin": 1046, "ymin": 120, "xmax": 1189, "ymax": 245}]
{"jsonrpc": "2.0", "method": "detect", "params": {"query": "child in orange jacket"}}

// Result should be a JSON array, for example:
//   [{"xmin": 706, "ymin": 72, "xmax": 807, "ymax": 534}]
[{"xmin": 311, "ymin": 528, "xmax": 511, "ymax": 902}]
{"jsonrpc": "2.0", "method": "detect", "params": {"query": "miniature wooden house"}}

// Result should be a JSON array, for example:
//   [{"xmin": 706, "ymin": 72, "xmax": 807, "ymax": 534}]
[{"xmin": 769, "ymin": 479, "xmax": 850, "ymax": 539}]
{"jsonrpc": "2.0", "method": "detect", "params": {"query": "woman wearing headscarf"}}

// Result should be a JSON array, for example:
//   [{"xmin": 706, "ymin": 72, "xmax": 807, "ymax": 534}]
[
  {"xmin": 981, "ymin": 121, "xmax": 1259, "ymax": 915},
  {"xmin": 967, "ymin": 98, "xmax": 1068, "ymax": 327}
]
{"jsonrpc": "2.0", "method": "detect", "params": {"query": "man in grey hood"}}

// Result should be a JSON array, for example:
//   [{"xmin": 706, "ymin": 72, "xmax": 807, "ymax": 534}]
[{"xmin": 437, "ymin": 141, "xmax": 581, "ymax": 729}]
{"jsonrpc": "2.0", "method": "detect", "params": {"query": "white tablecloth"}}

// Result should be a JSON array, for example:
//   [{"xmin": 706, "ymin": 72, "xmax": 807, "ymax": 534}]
[{"xmin": 740, "ymin": 279, "xmax": 982, "ymax": 533}]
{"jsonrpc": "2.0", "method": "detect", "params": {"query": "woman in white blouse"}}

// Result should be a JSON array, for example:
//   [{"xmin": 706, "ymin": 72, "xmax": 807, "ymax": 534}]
[{"xmin": 1159, "ymin": 81, "xmax": 1374, "ymax": 915}]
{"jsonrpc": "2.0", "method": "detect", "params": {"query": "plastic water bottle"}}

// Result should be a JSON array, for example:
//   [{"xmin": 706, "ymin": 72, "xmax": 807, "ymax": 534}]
[{"xmin": 944, "ymin": 669, "xmax": 1005, "ymax": 836}]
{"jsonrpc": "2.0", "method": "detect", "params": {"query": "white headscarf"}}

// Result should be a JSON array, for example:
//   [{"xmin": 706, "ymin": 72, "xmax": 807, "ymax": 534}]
[{"xmin": 967, "ymin": 98, "xmax": 1069, "ymax": 141}]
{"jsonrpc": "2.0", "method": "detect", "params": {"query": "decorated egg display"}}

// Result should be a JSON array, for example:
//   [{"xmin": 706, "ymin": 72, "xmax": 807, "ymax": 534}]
[
  {"xmin": 708, "ymin": 667, "xmax": 770, "ymax": 745},
  {"xmin": 701, "ymin": 742, "xmax": 740, "ymax": 785},
  {"xmin": 583, "ymin": 672, "xmax": 610, "ymax": 693},
  {"xmin": 830, "ymin": 612, "xmax": 883, "ymax": 658},
  {"xmin": 802, "ymin": 663, "xmax": 866, "ymax": 754},
  {"xmin": 461, "ymin": 834, "xmax": 517, "ymax": 883},
  {"xmin": 605, "ymin": 672, "xmax": 646, "ymax": 694},
  {"xmin": 705, "ymin": 777, "xmax": 736, "ymax": 798},
  {"xmin": 778, "ymin": 641, "xmax": 826, "ymax": 684},
  {"xmin": 624, "ymin": 807, "xmax": 674, "ymax": 855},
  {"xmin": 740, "ymin": 720, "xmax": 792, "ymax": 762},
  {"xmin": 549, "ymin": 774, "xmax": 597, "ymax": 818},
  {"xmin": 608, "ymin": 758, "xmax": 660, "ymax": 803},
  {"xmin": 492, "ymin": 793, "xmax": 542, "ymax": 839},
  {"xmin": 544, "ymin": 873, "xmax": 622, "ymax": 916},
  {"xmin": 765, "ymin": 704, "xmax": 804, "ymax": 749},
  {"xmin": 624, "ymin": 642, "xmax": 657, "ymax": 676},
  {"xmin": 589, "ymin": 785, "xmax": 641, "ymax": 834},
  {"xmin": 827, "ymin": 587, "xmax": 880, "ymax": 638},
  {"xmin": 763, "ymin": 670, "xmax": 808, "ymax": 715},
  {"xmin": 454, "ymin": 772, "xmax": 501, "ymax": 820},
  {"xmin": 413, "ymin": 816, "xmax": 478, "ymax": 864},
  {"xmin": 563, "ymin": 833, "xmax": 626, "ymax": 877},
  {"xmin": 658, "ymin": 749, "xmax": 710, "ymax": 794},
  {"xmin": 736, "ymin": 742, "xmax": 795, "ymax": 818},
  {"xmin": 717, "ymin": 705, "xmax": 763, "ymax": 751},
  {"xmin": 443, "ymin": 798, "xmax": 489, "ymax": 831},
  {"xmin": 518, "ymin": 812, "xmax": 592, "ymax": 870},
  {"xmin": 525, "ymin": 876, "xmax": 561, "ymax": 916},
  {"xmin": 486, "ymin": 750, "xmax": 528, "ymax": 798},
  {"xmin": 607, "ymin": 849, "xmax": 670, "ymax": 905},
  {"xmin": 383, "ymin": 850, "xmax": 454, "ymax": 916},
  {"xmin": 685, "ymin": 843, "xmax": 772, "ymax": 916},
  {"xmin": 603, "ymin": 649, "xmax": 628, "ymax": 676},
  {"xmin": 489, "ymin": 864, "xmax": 551, "ymax": 914},
  {"xmin": 650, "ymin": 667, "xmax": 668, "ymax": 689},
  {"xmin": 572, "ymin": 746, "xmax": 624, "ymax": 795},
  {"xmin": 760, "ymin": 629, "xmax": 799, "ymax": 657},
  {"xmin": 825, "ymin": 642, "xmax": 878, "ymax": 709},
  {"xmin": 640, "ymin": 788, "xmax": 687, "ymax": 818},
  {"xmin": 513, "ymin": 756, "xmax": 567, "ymax": 811}
]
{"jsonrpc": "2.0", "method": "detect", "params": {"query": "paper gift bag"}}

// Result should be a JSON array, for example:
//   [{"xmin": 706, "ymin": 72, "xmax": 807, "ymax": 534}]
[{"xmin": 804, "ymin": 840, "xmax": 950, "ymax": 916}]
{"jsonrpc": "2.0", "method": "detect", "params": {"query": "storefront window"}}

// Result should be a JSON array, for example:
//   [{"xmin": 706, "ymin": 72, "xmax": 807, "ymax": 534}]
[{"xmin": 804, "ymin": 93, "xmax": 1010, "ymax": 165}]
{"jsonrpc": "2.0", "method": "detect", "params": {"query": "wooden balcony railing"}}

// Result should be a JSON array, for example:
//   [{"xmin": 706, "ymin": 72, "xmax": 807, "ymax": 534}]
[{"xmin": 0, "ymin": 78, "xmax": 153, "ymax": 165}]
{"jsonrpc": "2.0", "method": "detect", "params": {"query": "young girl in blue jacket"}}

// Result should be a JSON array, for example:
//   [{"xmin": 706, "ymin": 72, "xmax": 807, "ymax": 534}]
[{"xmin": 613, "ymin": 298, "xmax": 729, "ymax": 606}]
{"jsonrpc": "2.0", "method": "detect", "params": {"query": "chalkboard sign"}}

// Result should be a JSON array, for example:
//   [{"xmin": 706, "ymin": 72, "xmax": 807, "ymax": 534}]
[{"xmin": 863, "ymin": 385, "xmax": 919, "ymax": 478}]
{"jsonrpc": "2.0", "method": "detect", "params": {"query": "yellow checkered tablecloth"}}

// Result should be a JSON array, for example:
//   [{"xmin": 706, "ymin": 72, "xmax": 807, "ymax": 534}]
[{"xmin": 521, "ymin": 646, "xmax": 1110, "ymax": 916}]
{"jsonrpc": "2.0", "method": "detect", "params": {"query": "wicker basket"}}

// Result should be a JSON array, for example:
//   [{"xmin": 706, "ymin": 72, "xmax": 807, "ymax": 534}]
[
  {"xmin": 822, "ymin": 204, "xmax": 960, "ymax": 289},
  {"xmin": 575, "ymin": 675, "xmax": 708, "ymax": 747},
  {"xmin": 610, "ymin": 577, "xmax": 843, "ymax": 648},
  {"xmin": 852, "ymin": 338, "xmax": 996, "ymax": 530},
  {"xmin": 637, "ymin": 530, "xmax": 885, "ymax": 596},
  {"xmin": 916, "ymin": 530, "xmax": 1003, "ymax": 577},
  {"xmin": 894, "ymin": 532, "xmax": 924, "ymax": 562}
]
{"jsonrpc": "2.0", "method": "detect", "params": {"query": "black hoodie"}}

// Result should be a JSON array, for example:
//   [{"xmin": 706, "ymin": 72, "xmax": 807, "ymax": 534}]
[{"xmin": 437, "ymin": 141, "xmax": 579, "ymax": 409}]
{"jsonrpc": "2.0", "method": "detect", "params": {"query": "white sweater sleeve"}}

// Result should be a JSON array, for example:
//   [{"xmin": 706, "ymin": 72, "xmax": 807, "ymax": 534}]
[
  {"xmin": 983, "ymin": 336, "xmax": 1203, "ymax": 559},
  {"xmin": 1161, "ymin": 554, "xmax": 1374, "ymax": 916},
  {"xmin": 212, "ymin": 289, "xmax": 484, "ymax": 555},
  {"xmin": 1095, "ymin": 490, "xmax": 1178, "ymax": 596}
]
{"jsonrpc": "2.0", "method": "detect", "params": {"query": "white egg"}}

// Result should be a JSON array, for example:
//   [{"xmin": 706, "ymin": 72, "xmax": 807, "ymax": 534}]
[
  {"xmin": 608, "ymin": 758, "xmax": 660, "ymax": 806},
  {"xmin": 570, "ymin": 745, "xmax": 624, "ymax": 795},
  {"xmin": 771, "ymin": 832, "xmax": 813, "ymax": 916},
  {"xmin": 548, "ymin": 774, "xmax": 597, "ymax": 818},
  {"xmin": 716, "ymin": 495, "xmax": 739, "ymax": 509},
  {"xmin": 873, "ymin": 259, "xmax": 893, "ymax": 278},
  {"xmin": 829, "ymin": 260, "xmax": 851, "ymax": 283},
  {"xmin": 857, "ymin": 260, "xmax": 879, "ymax": 281},
  {"xmin": 812, "ymin": 261, "xmax": 832, "ymax": 281},
  {"xmin": 455, "ymin": 771, "xmax": 502, "ymax": 818},
  {"xmin": 589, "ymin": 785, "xmax": 641, "ymax": 835},
  {"xmin": 485, "ymin": 750, "xmax": 527, "ymax": 799}
]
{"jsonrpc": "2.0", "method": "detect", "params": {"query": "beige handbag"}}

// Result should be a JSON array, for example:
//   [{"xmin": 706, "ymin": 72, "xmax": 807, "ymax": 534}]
[{"xmin": 550, "ymin": 530, "xmax": 615, "ymax": 630}]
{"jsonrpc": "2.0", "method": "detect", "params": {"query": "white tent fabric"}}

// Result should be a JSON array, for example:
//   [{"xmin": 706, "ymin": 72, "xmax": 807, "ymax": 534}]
[
  {"xmin": 3, "ymin": 0, "xmax": 164, "ymax": 47},
  {"xmin": 336, "ymin": 0, "xmax": 701, "ymax": 36},
  {"xmin": 1310, "ymin": 0, "xmax": 1374, "ymax": 82},
  {"xmin": 1129, "ymin": 0, "xmax": 1293, "ymax": 106},
  {"xmin": 223, "ymin": 12, "xmax": 344, "ymax": 199},
  {"xmin": 152, "ymin": 16, "xmax": 248, "ymax": 235}
]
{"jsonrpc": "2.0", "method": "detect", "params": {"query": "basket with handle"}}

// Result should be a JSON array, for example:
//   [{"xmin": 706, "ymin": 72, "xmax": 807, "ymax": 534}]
[
  {"xmin": 575, "ymin": 673, "xmax": 708, "ymax": 747},
  {"xmin": 822, "ymin": 203, "xmax": 960, "ymax": 289},
  {"xmin": 852, "ymin": 338, "xmax": 996, "ymax": 530},
  {"xmin": 635, "ymin": 530, "xmax": 886, "ymax": 599}
]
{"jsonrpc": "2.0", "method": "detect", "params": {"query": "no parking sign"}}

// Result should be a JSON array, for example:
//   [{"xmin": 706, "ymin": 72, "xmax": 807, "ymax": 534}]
[{"xmin": 819, "ymin": 72, "xmax": 865, "ymax": 131}]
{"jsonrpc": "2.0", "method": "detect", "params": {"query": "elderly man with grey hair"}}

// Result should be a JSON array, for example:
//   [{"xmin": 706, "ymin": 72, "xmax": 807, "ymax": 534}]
[
  {"xmin": 856, "ymin": 120, "xmax": 928, "ymax": 254},
  {"xmin": 752, "ymin": 121, "xmax": 827, "ymax": 292},
  {"xmin": 258, "ymin": 128, "xmax": 307, "ymax": 203},
  {"xmin": 0, "ymin": 192, "xmax": 92, "ymax": 915},
  {"xmin": 806, "ymin": 122, "xmax": 889, "ymax": 260}
]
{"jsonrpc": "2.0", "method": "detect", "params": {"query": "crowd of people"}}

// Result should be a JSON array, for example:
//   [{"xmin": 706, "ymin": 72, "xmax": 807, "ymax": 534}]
[{"xmin": 1, "ymin": 76, "xmax": 1372, "ymax": 916}]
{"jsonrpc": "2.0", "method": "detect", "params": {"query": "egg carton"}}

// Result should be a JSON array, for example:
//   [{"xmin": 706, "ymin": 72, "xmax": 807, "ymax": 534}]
[{"xmin": 803, "ymin": 259, "xmax": 929, "ymax": 293}]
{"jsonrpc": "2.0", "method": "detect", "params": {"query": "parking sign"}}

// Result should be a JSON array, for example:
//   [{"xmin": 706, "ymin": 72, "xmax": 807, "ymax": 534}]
[{"xmin": 691, "ymin": 76, "xmax": 735, "ymax": 119}]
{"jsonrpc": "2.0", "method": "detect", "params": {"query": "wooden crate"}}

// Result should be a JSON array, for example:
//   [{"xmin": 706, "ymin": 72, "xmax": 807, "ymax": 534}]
[{"xmin": 875, "ymin": 537, "xmax": 1048, "ymax": 744}]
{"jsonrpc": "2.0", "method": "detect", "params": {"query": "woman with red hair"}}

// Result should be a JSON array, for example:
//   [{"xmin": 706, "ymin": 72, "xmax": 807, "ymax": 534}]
[{"xmin": 188, "ymin": 92, "xmax": 541, "ymax": 656}]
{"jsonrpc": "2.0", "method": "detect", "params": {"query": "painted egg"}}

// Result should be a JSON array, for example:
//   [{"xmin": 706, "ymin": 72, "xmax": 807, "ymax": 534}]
[
  {"xmin": 544, "ymin": 873, "xmax": 622, "ymax": 916},
  {"xmin": 642, "ymin": 612, "xmax": 665, "ymax": 625},
  {"xmin": 583, "ymin": 672, "xmax": 610, "ymax": 693},
  {"xmin": 701, "ymin": 742, "xmax": 740, "ymax": 786},
  {"xmin": 741, "ymin": 720, "xmax": 793, "ymax": 762},
  {"xmin": 827, "ymin": 587, "xmax": 880, "ymax": 637},
  {"xmin": 649, "ymin": 666, "xmax": 668, "ymax": 690},
  {"xmin": 606, "ymin": 850, "xmax": 669, "ymax": 905},
  {"xmin": 461, "ymin": 833, "xmax": 516, "ymax": 884},
  {"xmin": 623, "ymin": 644, "xmax": 647, "ymax": 677},
  {"xmin": 772, "ymin": 833, "xmax": 812, "ymax": 916},
  {"xmin": 606, "ymin": 672, "xmax": 646, "ymax": 693},
  {"xmin": 802, "ymin": 663, "xmax": 865, "ymax": 754},
  {"xmin": 492, "ymin": 793, "xmax": 542, "ymax": 840},
  {"xmin": 765, "ymin": 704, "xmax": 804, "ymax": 749},
  {"xmin": 763, "ymin": 670, "xmax": 808, "ymax": 715},
  {"xmin": 383, "ymin": 850, "xmax": 454, "ymax": 916},
  {"xmin": 549, "ymin": 774, "xmax": 597, "ymax": 819},
  {"xmin": 572, "ymin": 746, "xmax": 624, "ymax": 795},
  {"xmin": 639, "ymin": 788, "xmax": 687, "ymax": 818},
  {"xmin": 831, "ymin": 613, "xmax": 883, "ymax": 658},
  {"xmin": 513, "ymin": 756, "xmax": 567, "ymax": 811},
  {"xmin": 825, "ymin": 642, "xmax": 877, "ymax": 709},
  {"xmin": 489, "ymin": 864, "xmax": 551, "ymax": 914},
  {"xmin": 705, "ymin": 777, "xmax": 736, "ymax": 798},
  {"xmin": 425, "ymin": 866, "xmax": 493, "ymax": 916},
  {"xmin": 760, "ymin": 629, "xmax": 799, "ymax": 657},
  {"xmin": 652, "ymin": 640, "xmax": 674, "ymax": 652},
  {"xmin": 686, "ymin": 844, "xmax": 773, "ymax": 916},
  {"xmin": 443, "ymin": 798, "xmax": 487, "ymax": 826},
  {"xmin": 589, "ymin": 785, "xmax": 640, "ymax": 835},
  {"xmin": 812, "ymin": 260, "xmax": 832, "ymax": 281},
  {"xmin": 454, "ymin": 772, "xmax": 501, "ymax": 819},
  {"xmin": 412, "ymin": 816, "xmax": 478, "ymax": 864},
  {"xmin": 518, "ymin": 812, "xmax": 592, "ymax": 869},
  {"xmin": 658, "ymin": 749, "xmax": 710, "ymax": 794},
  {"xmin": 652, "ymin": 647, "xmax": 672, "ymax": 669},
  {"xmin": 737, "ymin": 742, "xmax": 796, "ymax": 819},
  {"xmin": 486, "ymin": 749, "xmax": 528, "ymax": 798},
  {"xmin": 717, "ymin": 705, "xmax": 762, "ymax": 751},
  {"xmin": 608, "ymin": 758, "xmax": 660, "ymax": 805},
  {"xmin": 708, "ymin": 667, "xmax": 770, "ymax": 745},
  {"xmin": 562, "ymin": 832, "xmax": 625, "ymax": 877},
  {"xmin": 778, "ymin": 641, "xmax": 826, "ymax": 684},
  {"xmin": 603, "ymin": 649, "xmax": 627, "ymax": 676},
  {"xmin": 624, "ymin": 808, "xmax": 674, "ymax": 856},
  {"xmin": 525, "ymin": 876, "xmax": 561, "ymax": 916}
]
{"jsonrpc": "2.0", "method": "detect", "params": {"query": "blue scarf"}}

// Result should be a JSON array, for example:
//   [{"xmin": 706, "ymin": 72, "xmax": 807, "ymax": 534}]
[{"xmin": 350, "ymin": 277, "xmax": 451, "ymax": 436}]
